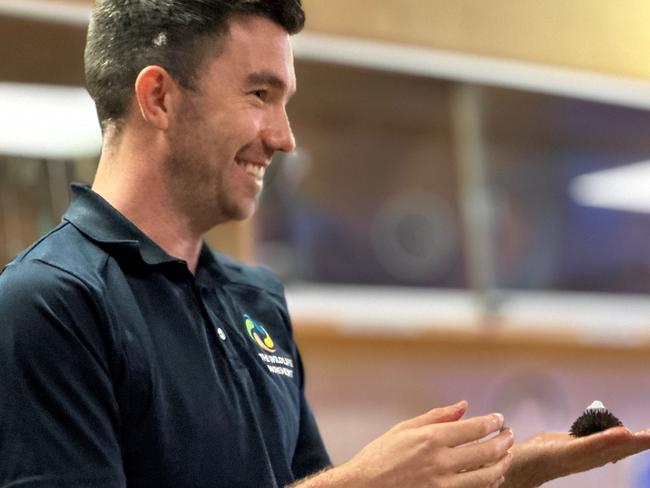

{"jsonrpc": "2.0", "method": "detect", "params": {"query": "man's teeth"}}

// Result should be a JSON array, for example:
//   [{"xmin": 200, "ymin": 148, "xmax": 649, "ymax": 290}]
[{"xmin": 240, "ymin": 163, "xmax": 265, "ymax": 178}]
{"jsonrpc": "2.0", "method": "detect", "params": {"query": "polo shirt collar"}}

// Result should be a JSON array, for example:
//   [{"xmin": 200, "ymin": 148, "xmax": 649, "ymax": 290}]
[{"xmin": 63, "ymin": 183, "xmax": 182, "ymax": 267}]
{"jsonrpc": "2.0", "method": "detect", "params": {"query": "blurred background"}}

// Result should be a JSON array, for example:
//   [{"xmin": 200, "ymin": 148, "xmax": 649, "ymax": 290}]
[{"xmin": 2, "ymin": 1, "xmax": 650, "ymax": 486}]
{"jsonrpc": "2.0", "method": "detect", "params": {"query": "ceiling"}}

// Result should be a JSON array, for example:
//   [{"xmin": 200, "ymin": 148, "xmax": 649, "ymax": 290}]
[{"xmin": 3, "ymin": 0, "xmax": 650, "ymax": 87}]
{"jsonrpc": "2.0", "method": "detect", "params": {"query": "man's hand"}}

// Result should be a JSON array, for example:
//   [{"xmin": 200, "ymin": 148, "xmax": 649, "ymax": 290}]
[
  {"xmin": 295, "ymin": 401, "xmax": 515, "ymax": 488},
  {"xmin": 503, "ymin": 426, "xmax": 650, "ymax": 488}
]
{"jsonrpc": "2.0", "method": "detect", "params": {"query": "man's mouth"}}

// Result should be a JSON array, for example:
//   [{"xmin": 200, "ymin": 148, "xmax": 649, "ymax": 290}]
[{"xmin": 236, "ymin": 159, "xmax": 267, "ymax": 179}]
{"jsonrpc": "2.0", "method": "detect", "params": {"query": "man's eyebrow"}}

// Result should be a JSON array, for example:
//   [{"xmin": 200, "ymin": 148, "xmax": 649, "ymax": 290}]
[{"xmin": 246, "ymin": 71, "xmax": 294, "ymax": 94}]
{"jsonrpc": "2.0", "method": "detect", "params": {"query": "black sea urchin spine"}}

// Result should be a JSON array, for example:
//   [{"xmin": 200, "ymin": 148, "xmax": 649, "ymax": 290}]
[{"xmin": 570, "ymin": 408, "xmax": 623, "ymax": 437}]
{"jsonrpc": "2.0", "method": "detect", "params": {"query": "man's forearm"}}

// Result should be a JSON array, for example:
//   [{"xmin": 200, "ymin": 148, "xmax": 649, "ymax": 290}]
[{"xmin": 287, "ymin": 464, "xmax": 362, "ymax": 488}]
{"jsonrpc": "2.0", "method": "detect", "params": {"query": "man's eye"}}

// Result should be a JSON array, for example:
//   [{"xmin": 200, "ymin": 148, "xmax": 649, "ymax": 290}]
[{"xmin": 253, "ymin": 90, "xmax": 267, "ymax": 100}]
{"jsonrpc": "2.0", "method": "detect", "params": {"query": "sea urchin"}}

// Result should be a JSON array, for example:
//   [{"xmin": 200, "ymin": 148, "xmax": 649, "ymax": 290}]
[{"xmin": 569, "ymin": 400, "xmax": 623, "ymax": 437}]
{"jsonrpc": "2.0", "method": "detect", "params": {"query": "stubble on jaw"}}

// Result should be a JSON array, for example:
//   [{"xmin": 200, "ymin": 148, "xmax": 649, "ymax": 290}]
[
  {"xmin": 163, "ymin": 90, "xmax": 225, "ymax": 233},
  {"xmin": 163, "ymin": 88, "xmax": 258, "ymax": 234}
]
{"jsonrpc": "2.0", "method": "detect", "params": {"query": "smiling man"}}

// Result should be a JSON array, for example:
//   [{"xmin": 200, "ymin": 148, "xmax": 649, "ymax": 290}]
[
  {"xmin": 1, "ymin": 2, "xmax": 650, "ymax": 488},
  {"xmin": 90, "ymin": 12, "xmax": 297, "ymax": 271}
]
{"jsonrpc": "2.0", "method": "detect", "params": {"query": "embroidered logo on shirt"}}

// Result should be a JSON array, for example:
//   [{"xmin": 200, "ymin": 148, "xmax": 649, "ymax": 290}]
[
  {"xmin": 244, "ymin": 314, "xmax": 276, "ymax": 353},
  {"xmin": 244, "ymin": 314, "xmax": 295, "ymax": 378}
]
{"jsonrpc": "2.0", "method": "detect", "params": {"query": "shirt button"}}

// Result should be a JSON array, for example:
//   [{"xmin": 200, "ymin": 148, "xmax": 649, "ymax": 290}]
[{"xmin": 217, "ymin": 327, "xmax": 227, "ymax": 341}]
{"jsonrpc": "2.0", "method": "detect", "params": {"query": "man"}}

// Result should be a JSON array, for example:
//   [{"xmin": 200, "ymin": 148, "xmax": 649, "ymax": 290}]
[{"xmin": 0, "ymin": 1, "xmax": 649, "ymax": 487}]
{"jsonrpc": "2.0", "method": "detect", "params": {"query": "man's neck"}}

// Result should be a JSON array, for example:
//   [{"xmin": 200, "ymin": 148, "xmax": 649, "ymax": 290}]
[{"xmin": 92, "ymin": 144, "xmax": 204, "ymax": 274}]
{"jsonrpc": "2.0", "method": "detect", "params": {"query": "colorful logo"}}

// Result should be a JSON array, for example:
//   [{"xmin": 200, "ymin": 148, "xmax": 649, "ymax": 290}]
[{"xmin": 244, "ymin": 314, "xmax": 276, "ymax": 353}]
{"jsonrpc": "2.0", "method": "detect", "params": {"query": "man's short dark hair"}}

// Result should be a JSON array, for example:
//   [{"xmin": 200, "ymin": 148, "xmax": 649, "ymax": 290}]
[{"xmin": 84, "ymin": 0, "xmax": 305, "ymax": 133}]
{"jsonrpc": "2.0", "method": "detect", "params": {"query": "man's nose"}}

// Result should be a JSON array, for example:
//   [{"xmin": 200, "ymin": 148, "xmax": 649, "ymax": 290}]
[{"xmin": 264, "ymin": 107, "xmax": 296, "ymax": 154}]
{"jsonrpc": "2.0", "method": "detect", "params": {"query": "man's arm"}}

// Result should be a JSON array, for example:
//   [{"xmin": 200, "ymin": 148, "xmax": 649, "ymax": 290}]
[
  {"xmin": 502, "ymin": 427, "xmax": 650, "ymax": 488},
  {"xmin": 290, "ymin": 401, "xmax": 514, "ymax": 488},
  {"xmin": 0, "ymin": 260, "xmax": 125, "ymax": 487},
  {"xmin": 290, "ymin": 403, "xmax": 650, "ymax": 488}
]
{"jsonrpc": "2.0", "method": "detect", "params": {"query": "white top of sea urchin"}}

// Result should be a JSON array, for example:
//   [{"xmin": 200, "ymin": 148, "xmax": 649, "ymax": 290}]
[{"xmin": 586, "ymin": 400, "xmax": 606, "ymax": 410}]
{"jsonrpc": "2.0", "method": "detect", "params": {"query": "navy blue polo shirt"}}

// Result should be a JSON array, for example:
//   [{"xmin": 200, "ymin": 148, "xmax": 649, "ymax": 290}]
[{"xmin": 0, "ymin": 184, "xmax": 330, "ymax": 487}]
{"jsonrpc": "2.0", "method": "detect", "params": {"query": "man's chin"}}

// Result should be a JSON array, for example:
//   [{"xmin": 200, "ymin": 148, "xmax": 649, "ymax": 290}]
[{"xmin": 227, "ymin": 200, "xmax": 258, "ymax": 223}]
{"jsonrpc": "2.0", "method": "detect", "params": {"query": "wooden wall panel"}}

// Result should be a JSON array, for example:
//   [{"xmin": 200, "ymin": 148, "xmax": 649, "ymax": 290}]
[
  {"xmin": 303, "ymin": 0, "xmax": 650, "ymax": 80},
  {"xmin": 0, "ymin": 16, "xmax": 86, "ymax": 84}
]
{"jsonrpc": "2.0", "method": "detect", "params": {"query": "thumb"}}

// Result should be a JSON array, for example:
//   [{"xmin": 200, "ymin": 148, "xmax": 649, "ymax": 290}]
[{"xmin": 397, "ymin": 400, "xmax": 468, "ymax": 431}]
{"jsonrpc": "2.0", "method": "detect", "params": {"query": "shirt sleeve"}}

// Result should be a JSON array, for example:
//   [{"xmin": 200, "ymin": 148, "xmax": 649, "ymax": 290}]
[
  {"xmin": 291, "ymin": 393, "xmax": 332, "ymax": 480},
  {"xmin": 0, "ymin": 259, "xmax": 126, "ymax": 487},
  {"xmin": 291, "ymin": 352, "xmax": 332, "ymax": 480}
]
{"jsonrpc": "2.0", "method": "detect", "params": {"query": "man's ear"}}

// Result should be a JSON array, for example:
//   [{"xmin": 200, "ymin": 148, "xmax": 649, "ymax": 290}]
[{"xmin": 134, "ymin": 66, "xmax": 179, "ymax": 130}]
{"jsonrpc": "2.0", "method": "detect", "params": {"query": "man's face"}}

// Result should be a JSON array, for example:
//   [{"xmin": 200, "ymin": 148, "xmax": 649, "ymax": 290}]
[{"xmin": 165, "ymin": 15, "xmax": 296, "ymax": 229}]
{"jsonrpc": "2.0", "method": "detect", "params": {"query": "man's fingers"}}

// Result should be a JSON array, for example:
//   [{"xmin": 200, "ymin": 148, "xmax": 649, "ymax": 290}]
[
  {"xmin": 568, "ymin": 427, "xmax": 635, "ymax": 451},
  {"xmin": 452, "ymin": 450, "xmax": 513, "ymax": 488},
  {"xmin": 448, "ymin": 427, "xmax": 515, "ymax": 472},
  {"xmin": 426, "ymin": 412, "xmax": 505, "ymax": 447},
  {"xmin": 396, "ymin": 400, "xmax": 468, "ymax": 430},
  {"xmin": 634, "ymin": 428, "xmax": 650, "ymax": 438},
  {"xmin": 579, "ymin": 426, "xmax": 650, "ymax": 458},
  {"xmin": 531, "ymin": 427, "xmax": 650, "ymax": 477}
]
